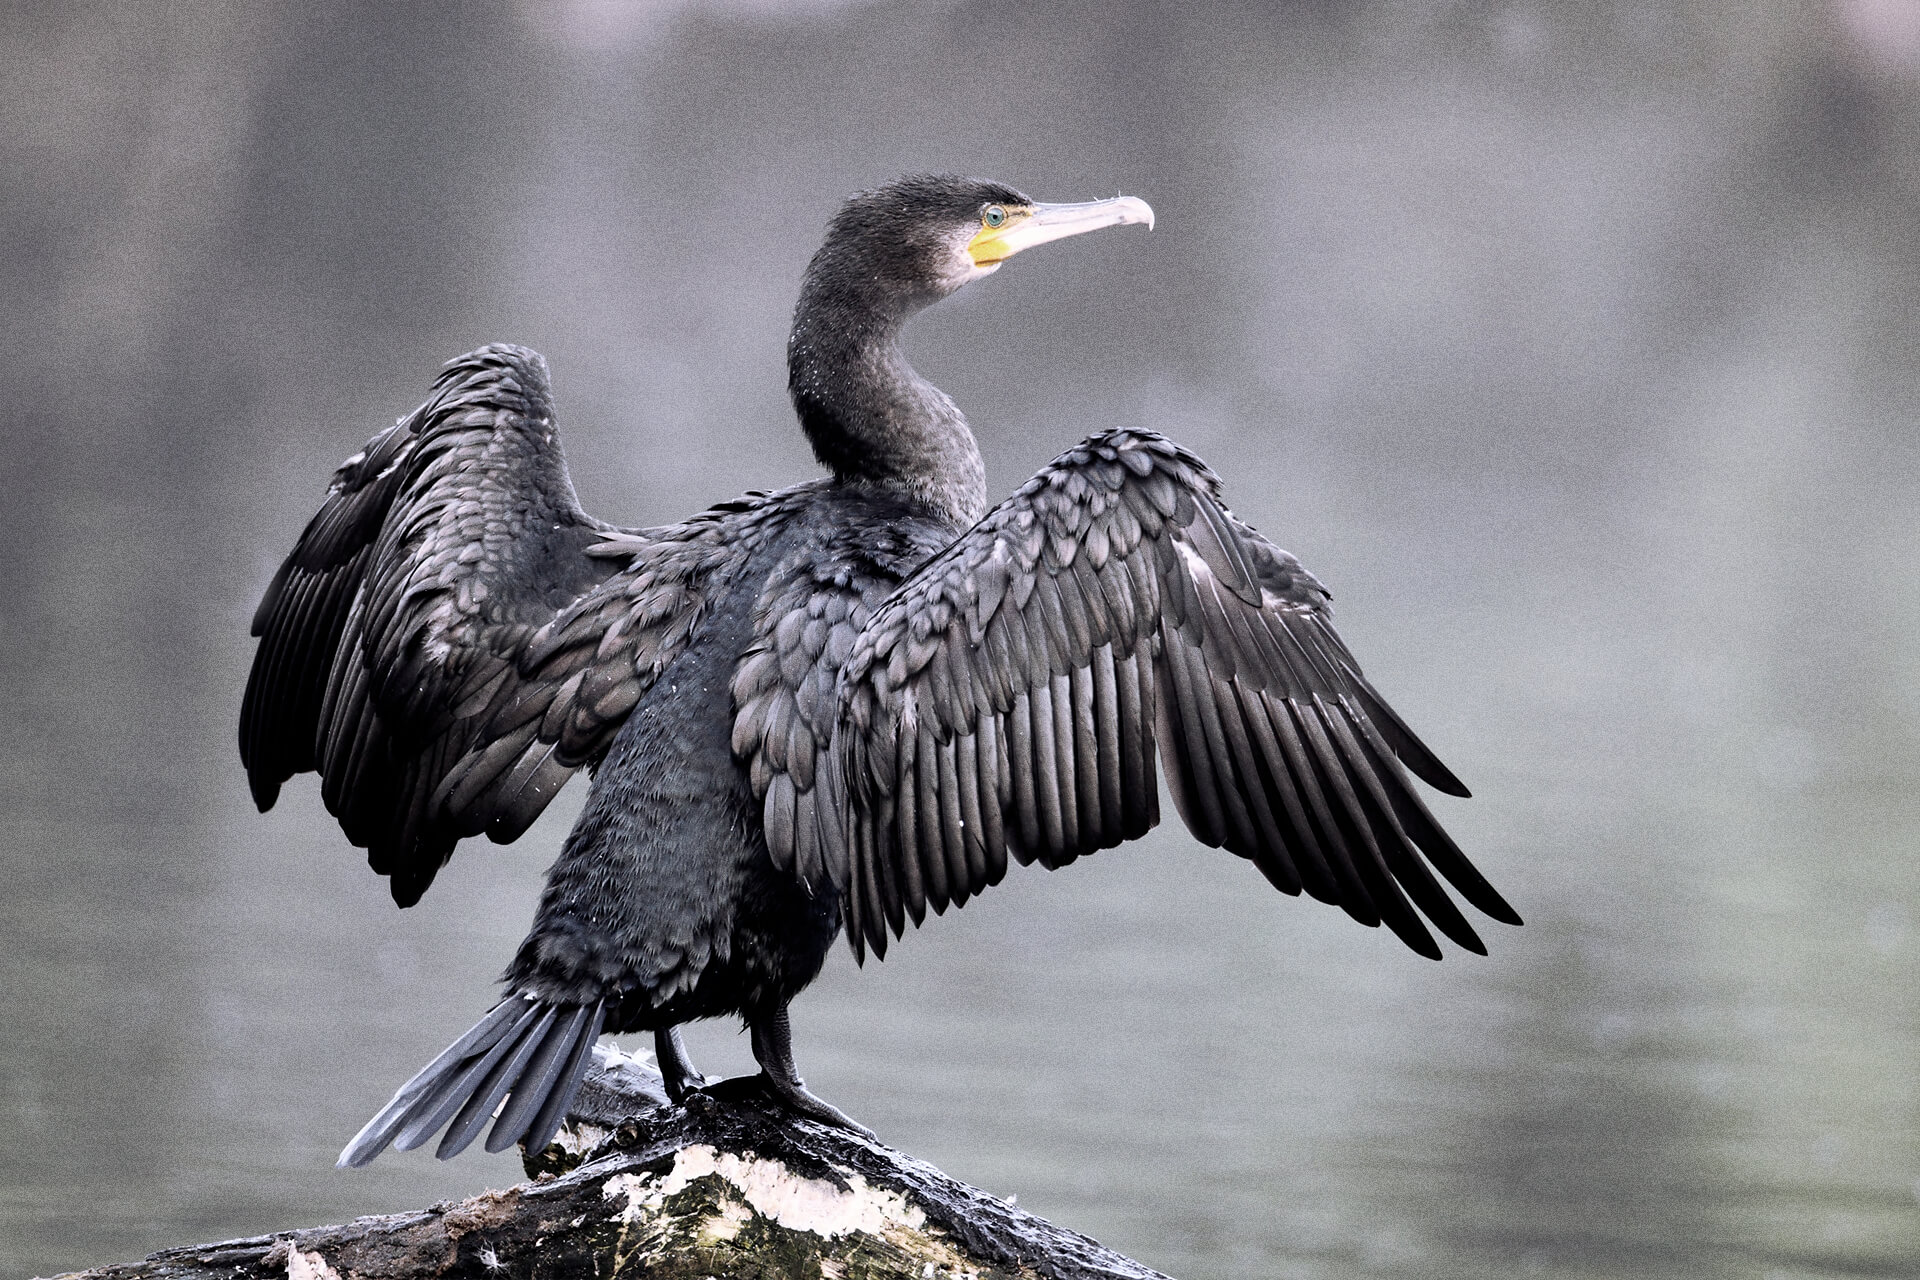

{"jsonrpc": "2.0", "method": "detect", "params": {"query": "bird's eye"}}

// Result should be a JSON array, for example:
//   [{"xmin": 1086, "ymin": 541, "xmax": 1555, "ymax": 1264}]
[{"xmin": 982, "ymin": 205, "xmax": 1008, "ymax": 229}]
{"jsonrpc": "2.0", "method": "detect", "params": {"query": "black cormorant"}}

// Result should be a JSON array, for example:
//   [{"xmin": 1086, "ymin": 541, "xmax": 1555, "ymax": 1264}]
[{"xmin": 240, "ymin": 174, "xmax": 1520, "ymax": 1168}]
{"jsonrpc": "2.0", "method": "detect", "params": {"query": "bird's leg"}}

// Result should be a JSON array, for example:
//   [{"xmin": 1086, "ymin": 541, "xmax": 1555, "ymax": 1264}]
[
  {"xmin": 747, "ymin": 1004, "xmax": 875, "ymax": 1139},
  {"xmin": 654, "ymin": 1026, "xmax": 706, "ymax": 1103}
]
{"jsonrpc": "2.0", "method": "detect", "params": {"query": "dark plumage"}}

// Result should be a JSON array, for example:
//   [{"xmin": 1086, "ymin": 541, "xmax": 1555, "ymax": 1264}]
[{"xmin": 239, "ymin": 174, "xmax": 1519, "ymax": 1168}]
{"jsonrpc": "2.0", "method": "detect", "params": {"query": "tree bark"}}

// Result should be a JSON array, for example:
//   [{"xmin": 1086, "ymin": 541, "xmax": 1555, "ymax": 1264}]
[{"xmin": 55, "ymin": 1048, "xmax": 1172, "ymax": 1280}]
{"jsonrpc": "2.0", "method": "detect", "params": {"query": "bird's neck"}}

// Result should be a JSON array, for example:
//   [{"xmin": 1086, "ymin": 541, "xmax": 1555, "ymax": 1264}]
[{"xmin": 787, "ymin": 286, "xmax": 988, "ymax": 531}]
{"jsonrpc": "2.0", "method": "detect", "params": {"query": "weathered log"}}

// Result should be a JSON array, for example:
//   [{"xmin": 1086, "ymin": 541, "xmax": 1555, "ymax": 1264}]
[{"xmin": 54, "ymin": 1048, "xmax": 1172, "ymax": 1280}]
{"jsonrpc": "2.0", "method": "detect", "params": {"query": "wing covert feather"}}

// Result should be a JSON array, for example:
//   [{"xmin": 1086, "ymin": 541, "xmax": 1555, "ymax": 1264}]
[{"xmin": 730, "ymin": 512, "xmax": 952, "ymax": 893}]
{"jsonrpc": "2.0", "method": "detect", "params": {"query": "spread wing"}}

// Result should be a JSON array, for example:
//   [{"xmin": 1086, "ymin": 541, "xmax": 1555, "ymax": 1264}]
[
  {"xmin": 241, "ymin": 344, "xmax": 746, "ymax": 905},
  {"xmin": 827, "ymin": 428, "xmax": 1520, "ymax": 962}
]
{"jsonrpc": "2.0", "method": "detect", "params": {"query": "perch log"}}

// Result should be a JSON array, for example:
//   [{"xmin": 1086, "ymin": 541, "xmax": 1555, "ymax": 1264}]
[{"xmin": 53, "ymin": 1048, "xmax": 1172, "ymax": 1280}]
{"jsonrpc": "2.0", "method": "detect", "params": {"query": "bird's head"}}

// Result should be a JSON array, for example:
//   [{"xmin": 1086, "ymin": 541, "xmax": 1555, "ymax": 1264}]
[
  {"xmin": 806, "ymin": 174, "xmax": 1155, "ymax": 317},
  {"xmin": 788, "ymin": 174, "xmax": 1155, "ymax": 523}
]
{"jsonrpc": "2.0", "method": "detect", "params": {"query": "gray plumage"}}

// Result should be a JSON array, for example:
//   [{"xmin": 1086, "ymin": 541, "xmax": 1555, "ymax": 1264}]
[{"xmin": 240, "ymin": 175, "xmax": 1518, "ymax": 1169}]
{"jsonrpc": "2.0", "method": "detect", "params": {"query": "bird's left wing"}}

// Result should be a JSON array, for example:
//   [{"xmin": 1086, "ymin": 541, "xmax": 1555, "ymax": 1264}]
[{"xmin": 825, "ymin": 429, "xmax": 1519, "ymax": 962}]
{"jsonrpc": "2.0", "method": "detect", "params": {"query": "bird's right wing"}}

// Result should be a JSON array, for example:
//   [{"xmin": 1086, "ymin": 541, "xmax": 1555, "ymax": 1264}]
[
  {"xmin": 826, "ymin": 428, "xmax": 1520, "ymax": 962},
  {"xmin": 241, "ymin": 344, "xmax": 747, "ymax": 905}
]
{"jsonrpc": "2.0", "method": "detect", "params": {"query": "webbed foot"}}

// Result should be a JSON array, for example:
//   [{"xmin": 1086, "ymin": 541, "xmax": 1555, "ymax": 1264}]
[
  {"xmin": 747, "ymin": 1003, "xmax": 876, "ymax": 1140},
  {"xmin": 754, "ymin": 1068, "xmax": 876, "ymax": 1139}
]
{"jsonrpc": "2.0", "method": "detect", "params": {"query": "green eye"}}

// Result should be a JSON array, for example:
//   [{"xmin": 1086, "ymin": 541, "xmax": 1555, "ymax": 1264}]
[{"xmin": 982, "ymin": 205, "xmax": 1007, "ymax": 229}]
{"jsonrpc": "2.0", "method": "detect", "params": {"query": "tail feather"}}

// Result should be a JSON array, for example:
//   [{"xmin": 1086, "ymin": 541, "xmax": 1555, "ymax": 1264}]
[
  {"xmin": 338, "ymin": 997, "xmax": 537, "ymax": 1167},
  {"xmin": 522, "ymin": 1002, "xmax": 607, "ymax": 1156},
  {"xmin": 337, "ymin": 995, "xmax": 604, "ymax": 1169},
  {"xmin": 484, "ymin": 1002, "xmax": 597, "ymax": 1155},
  {"xmin": 435, "ymin": 1006, "xmax": 557, "ymax": 1158},
  {"xmin": 395, "ymin": 1007, "xmax": 545, "ymax": 1154}
]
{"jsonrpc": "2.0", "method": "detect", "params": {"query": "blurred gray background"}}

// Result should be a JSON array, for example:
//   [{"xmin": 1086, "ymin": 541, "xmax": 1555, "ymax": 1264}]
[{"xmin": 4, "ymin": 1, "xmax": 1917, "ymax": 1277}]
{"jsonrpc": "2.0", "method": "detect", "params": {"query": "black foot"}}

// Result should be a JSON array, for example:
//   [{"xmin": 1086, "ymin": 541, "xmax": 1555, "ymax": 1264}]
[
  {"xmin": 754, "ymin": 1069, "xmax": 876, "ymax": 1139},
  {"xmin": 654, "ymin": 1026, "xmax": 706, "ymax": 1103},
  {"xmin": 747, "ymin": 1003, "xmax": 876, "ymax": 1140}
]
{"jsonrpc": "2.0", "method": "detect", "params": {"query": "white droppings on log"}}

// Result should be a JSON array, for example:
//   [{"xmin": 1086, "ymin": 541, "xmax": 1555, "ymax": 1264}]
[
  {"xmin": 602, "ymin": 1172, "xmax": 656, "ymax": 1226},
  {"xmin": 600, "ymin": 1144, "xmax": 927, "ymax": 1240},
  {"xmin": 547, "ymin": 1119, "xmax": 613, "ymax": 1162},
  {"xmin": 285, "ymin": 1249, "xmax": 341, "ymax": 1280}
]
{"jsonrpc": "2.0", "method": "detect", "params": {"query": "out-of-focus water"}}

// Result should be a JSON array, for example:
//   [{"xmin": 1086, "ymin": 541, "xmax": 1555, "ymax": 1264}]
[{"xmin": 4, "ymin": 2, "xmax": 1917, "ymax": 1277}]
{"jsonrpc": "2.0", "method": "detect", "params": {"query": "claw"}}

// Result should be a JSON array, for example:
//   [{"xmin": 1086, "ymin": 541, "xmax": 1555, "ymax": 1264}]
[{"xmin": 756, "ymin": 1070, "xmax": 876, "ymax": 1140}]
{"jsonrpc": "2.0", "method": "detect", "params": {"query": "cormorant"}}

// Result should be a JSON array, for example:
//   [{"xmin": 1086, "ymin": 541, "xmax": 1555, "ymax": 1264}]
[{"xmin": 240, "ymin": 174, "xmax": 1520, "ymax": 1168}]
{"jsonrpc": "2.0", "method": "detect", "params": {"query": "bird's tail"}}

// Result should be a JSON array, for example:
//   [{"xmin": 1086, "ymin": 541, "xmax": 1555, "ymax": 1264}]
[{"xmin": 337, "ymin": 995, "xmax": 605, "ymax": 1168}]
